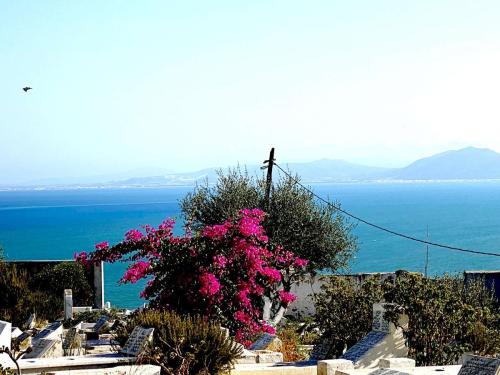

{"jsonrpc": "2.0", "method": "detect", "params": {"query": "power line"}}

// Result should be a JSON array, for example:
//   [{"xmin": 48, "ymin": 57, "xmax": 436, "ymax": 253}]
[{"xmin": 274, "ymin": 162, "xmax": 500, "ymax": 258}]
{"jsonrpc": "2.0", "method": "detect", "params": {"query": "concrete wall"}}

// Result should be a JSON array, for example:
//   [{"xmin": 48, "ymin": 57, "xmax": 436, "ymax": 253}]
[{"xmin": 287, "ymin": 272, "xmax": 398, "ymax": 317}]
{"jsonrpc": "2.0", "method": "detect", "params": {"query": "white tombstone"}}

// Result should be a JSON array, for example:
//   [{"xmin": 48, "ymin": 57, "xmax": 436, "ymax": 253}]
[
  {"xmin": 0, "ymin": 320, "xmax": 12, "ymax": 350},
  {"xmin": 341, "ymin": 303, "xmax": 408, "ymax": 369},
  {"xmin": 64, "ymin": 289, "xmax": 73, "ymax": 320}
]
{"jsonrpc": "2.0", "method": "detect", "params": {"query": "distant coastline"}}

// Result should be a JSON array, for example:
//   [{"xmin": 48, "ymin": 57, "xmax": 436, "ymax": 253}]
[
  {"xmin": 3, "ymin": 178, "xmax": 500, "ymax": 193},
  {"xmin": 3, "ymin": 146, "xmax": 500, "ymax": 191}
]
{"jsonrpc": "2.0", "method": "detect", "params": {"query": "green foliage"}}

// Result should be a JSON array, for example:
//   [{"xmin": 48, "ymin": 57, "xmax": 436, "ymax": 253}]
[
  {"xmin": 32, "ymin": 262, "xmax": 93, "ymax": 306},
  {"xmin": 383, "ymin": 272, "xmax": 500, "ymax": 366},
  {"xmin": 0, "ymin": 260, "xmax": 93, "ymax": 325},
  {"xmin": 0, "ymin": 261, "xmax": 62, "ymax": 325},
  {"xmin": 116, "ymin": 309, "xmax": 243, "ymax": 375},
  {"xmin": 314, "ymin": 275, "xmax": 384, "ymax": 358},
  {"xmin": 181, "ymin": 167, "xmax": 357, "ymax": 281},
  {"xmin": 72, "ymin": 308, "xmax": 121, "ymax": 324}
]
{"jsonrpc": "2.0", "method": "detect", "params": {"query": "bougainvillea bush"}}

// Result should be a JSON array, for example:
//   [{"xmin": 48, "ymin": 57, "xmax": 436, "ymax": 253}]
[{"xmin": 75, "ymin": 208, "xmax": 307, "ymax": 346}]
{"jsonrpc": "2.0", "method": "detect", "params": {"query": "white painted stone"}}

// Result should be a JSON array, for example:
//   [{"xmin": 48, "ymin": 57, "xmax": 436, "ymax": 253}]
[
  {"xmin": 11, "ymin": 327, "xmax": 23, "ymax": 339},
  {"xmin": 317, "ymin": 359, "xmax": 355, "ymax": 375},
  {"xmin": 379, "ymin": 358, "xmax": 416, "ymax": 369},
  {"xmin": 0, "ymin": 320, "xmax": 12, "ymax": 350},
  {"xmin": 236, "ymin": 349, "xmax": 258, "ymax": 364},
  {"xmin": 255, "ymin": 350, "xmax": 283, "ymax": 363},
  {"xmin": 64, "ymin": 289, "xmax": 73, "ymax": 320}
]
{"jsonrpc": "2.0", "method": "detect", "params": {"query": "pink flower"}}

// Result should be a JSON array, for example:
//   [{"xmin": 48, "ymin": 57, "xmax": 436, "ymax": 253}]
[
  {"xmin": 278, "ymin": 290, "xmax": 296, "ymax": 304},
  {"xmin": 95, "ymin": 241, "xmax": 109, "ymax": 251},
  {"xmin": 262, "ymin": 324, "xmax": 276, "ymax": 334},
  {"xmin": 125, "ymin": 229, "xmax": 144, "ymax": 242},
  {"xmin": 238, "ymin": 216, "xmax": 262, "ymax": 237},
  {"xmin": 202, "ymin": 224, "xmax": 228, "ymax": 240},
  {"xmin": 121, "ymin": 261, "xmax": 150, "ymax": 283},
  {"xmin": 74, "ymin": 251, "xmax": 90, "ymax": 267},
  {"xmin": 199, "ymin": 272, "xmax": 221, "ymax": 296},
  {"xmin": 261, "ymin": 267, "xmax": 282, "ymax": 283},
  {"xmin": 234, "ymin": 310, "xmax": 252, "ymax": 324}
]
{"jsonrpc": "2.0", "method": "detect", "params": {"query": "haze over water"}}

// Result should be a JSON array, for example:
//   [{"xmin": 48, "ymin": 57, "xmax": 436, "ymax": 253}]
[{"xmin": 1, "ymin": 183, "xmax": 499, "ymax": 308}]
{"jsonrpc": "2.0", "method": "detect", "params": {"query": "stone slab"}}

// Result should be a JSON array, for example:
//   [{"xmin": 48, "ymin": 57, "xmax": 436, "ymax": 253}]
[
  {"xmin": 341, "ymin": 331, "xmax": 387, "ymax": 364},
  {"xmin": 249, "ymin": 333, "xmax": 282, "ymax": 352},
  {"xmin": 23, "ymin": 338, "xmax": 58, "ymax": 359},
  {"xmin": 379, "ymin": 358, "xmax": 416, "ymax": 369},
  {"xmin": 458, "ymin": 355, "xmax": 500, "ymax": 375},
  {"xmin": 120, "ymin": 326, "xmax": 154, "ymax": 356},
  {"xmin": 255, "ymin": 350, "xmax": 284, "ymax": 363},
  {"xmin": 318, "ymin": 359, "xmax": 355, "ymax": 375}
]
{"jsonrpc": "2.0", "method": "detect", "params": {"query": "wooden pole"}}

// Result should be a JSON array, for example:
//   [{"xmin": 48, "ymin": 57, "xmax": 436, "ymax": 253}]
[{"xmin": 263, "ymin": 148, "xmax": 275, "ymax": 210}]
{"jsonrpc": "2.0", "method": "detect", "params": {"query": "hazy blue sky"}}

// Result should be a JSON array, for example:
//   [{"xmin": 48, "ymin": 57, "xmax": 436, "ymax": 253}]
[{"xmin": 2, "ymin": 1, "xmax": 500, "ymax": 184}]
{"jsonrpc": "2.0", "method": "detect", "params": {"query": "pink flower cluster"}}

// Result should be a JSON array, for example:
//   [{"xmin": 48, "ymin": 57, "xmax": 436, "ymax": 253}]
[
  {"xmin": 278, "ymin": 289, "xmax": 297, "ymax": 304},
  {"xmin": 199, "ymin": 272, "xmax": 221, "ymax": 296},
  {"xmin": 121, "ymin": 261, "xmax": 150, "ymax": 283}
]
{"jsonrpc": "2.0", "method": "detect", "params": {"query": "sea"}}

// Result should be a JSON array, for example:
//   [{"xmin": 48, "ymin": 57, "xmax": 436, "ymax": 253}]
[{"xmin": 1, "ymin": 182, "xmax": 499, "ymax": 308}]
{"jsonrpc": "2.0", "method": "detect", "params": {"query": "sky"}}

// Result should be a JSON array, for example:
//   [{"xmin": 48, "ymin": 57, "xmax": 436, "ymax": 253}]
[{"xmin": 1, "ymin": 1, "xmax": 500, "ymax": 184}]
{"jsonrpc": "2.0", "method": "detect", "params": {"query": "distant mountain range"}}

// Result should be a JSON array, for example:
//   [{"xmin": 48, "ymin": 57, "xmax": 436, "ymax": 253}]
[{"xmin": 3, "ymin": 147, "xmax": 500, "ymax": 190}]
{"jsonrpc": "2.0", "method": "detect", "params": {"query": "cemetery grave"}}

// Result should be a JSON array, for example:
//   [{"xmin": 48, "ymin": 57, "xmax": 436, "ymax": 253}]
[{"xmin": 457, "ymin": 355, "xmax": 500, "ymax": 375}]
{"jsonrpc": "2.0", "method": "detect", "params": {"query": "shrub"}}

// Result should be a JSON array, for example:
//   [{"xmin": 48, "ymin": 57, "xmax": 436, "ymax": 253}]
[
  {"xmin": 116, "ymin": 309, "xmax": 242, "ymax": 375},
  {"xmin": 383, "ymin": 272, "xmax": 500, "ymax": 366},
  {"xmin": 277, "ymin": 325, "xmax": 308, "ymax": 362},
  {"xmin": 314, "ymin": 275, "xmax": 384, "ymax": 358}
]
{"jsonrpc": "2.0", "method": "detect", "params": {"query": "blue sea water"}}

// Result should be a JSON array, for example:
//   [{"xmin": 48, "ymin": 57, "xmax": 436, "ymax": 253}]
[{"xmin": 1, "ymin": 183, "xmax": 499, "ymax": 308}]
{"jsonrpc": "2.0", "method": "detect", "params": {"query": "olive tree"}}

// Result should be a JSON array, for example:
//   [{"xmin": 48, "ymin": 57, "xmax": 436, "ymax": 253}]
[{"xmin": 181, "ymin": 167, "xmax": 357, "ymax": 324}]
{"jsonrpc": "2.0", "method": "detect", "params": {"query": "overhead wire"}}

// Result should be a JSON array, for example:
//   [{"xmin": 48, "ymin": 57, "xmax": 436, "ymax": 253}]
[{"xmin": 273, "ymin": 162, "xmax": 500, "ymax": 258}]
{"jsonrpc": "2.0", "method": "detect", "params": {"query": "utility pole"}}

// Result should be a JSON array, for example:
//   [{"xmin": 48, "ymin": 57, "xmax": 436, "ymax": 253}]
[{"xmin": 262, "ymin": 148, "xmax": 275, "ymax": 211}]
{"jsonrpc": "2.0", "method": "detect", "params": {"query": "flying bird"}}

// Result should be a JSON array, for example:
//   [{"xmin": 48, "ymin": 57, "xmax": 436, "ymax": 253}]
[{"xmin": 22, "ymin": 87, "xmax": 32, "ymax": 92}]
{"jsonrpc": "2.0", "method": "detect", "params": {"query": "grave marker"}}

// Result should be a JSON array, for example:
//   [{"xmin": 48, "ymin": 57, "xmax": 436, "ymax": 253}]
[
  {"xmin": 310, "ymin": 337, "xmax": 335, "ymax": 360},
  {"xmin": 64, "ymin": 289, "xmax": 73, "ymax": 320},
  {"xmin": 25, "ymin": 313, "xmax": 36, "ymax": 330},
  {"xmin": 248, "ymin": 333, "xmax": 282, "ymax": 351},
  {"xmin": 93, "ymin": 316, "xmax": 109, "ymax": 333},
  {"xmin": 120, "ymin": 326, "xmax": 154, "ymax": 356},
  {"xmin": 23, "ymin": 339, "xmax": 58, "ymax": 359},
  {"xmin": 458, "ymin": 355, "xmax": 500, "ymax": 375},
  {"xmin": 341, "ymin": 331, "xmax": 387, "ymax": 363},
  {"xmin": 372, "ymin": 304, "xmax": 391, "ymax": 333},
  {"xmin": 32, "ymin": 321, "xmax": 63, "ymax": 343}
]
